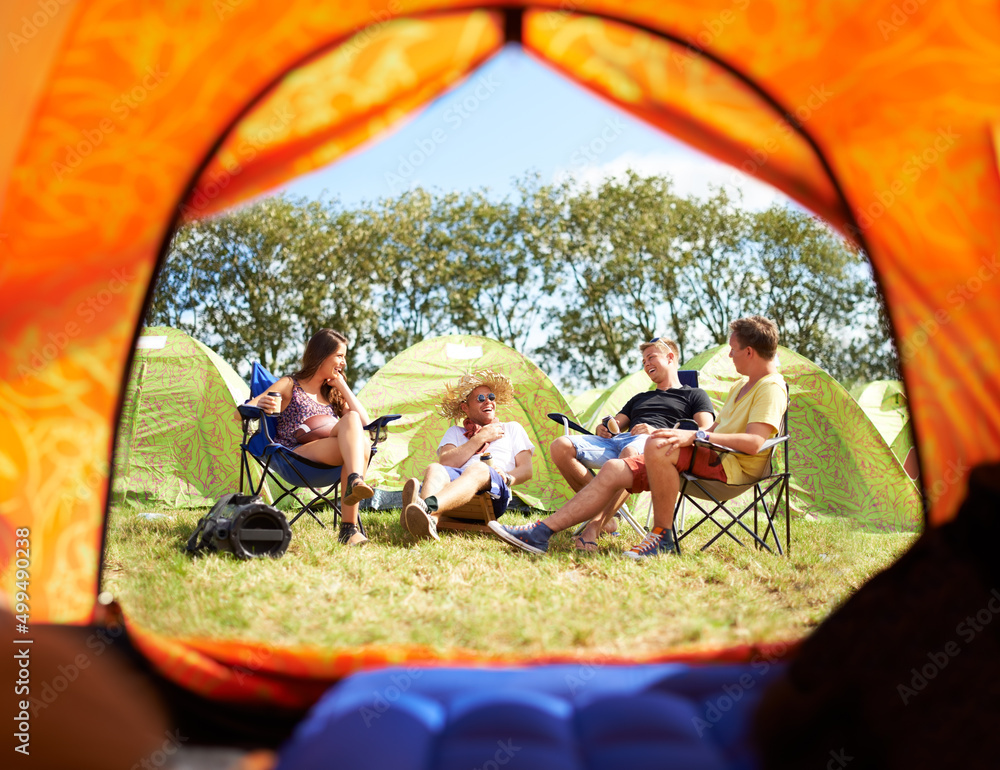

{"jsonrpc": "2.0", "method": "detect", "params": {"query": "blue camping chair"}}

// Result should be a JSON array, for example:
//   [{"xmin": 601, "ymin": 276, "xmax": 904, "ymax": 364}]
[
  {"xmin": 546, "ymin": 370, "xmax": 702, "ymax": 537},
  {"xmin": 237, "ymin": 362, "xmax": 400, "ymax": 528}
]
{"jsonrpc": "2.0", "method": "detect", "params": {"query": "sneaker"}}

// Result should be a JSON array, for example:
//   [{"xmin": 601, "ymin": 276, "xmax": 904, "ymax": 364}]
[
  {"xmin": 343, "ymin": 473, "xmax": 374, "ymax": 506},
  {"xmin": 400, "ymin": 478, "xmax": 420, "ymax": 531},
  {"xmin": 488, "ymin": 521, "xmax": 549, "ymax": 555},
  {"xmin": 623, "ymin": 527, "xmax": 676, "ymax": 560},
  {"xmin": 338, "ymin": 521, "xmax": 368, "ymax": 546},
  {"xmin": 404, "ymin": 498, "xmax": 439, "ymax": 541}
]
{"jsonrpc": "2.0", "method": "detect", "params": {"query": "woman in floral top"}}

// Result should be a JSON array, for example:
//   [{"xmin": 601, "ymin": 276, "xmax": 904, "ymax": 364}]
[{"xmin": 246, "ymin": 329, "xmax": 373, "ymax": 546}]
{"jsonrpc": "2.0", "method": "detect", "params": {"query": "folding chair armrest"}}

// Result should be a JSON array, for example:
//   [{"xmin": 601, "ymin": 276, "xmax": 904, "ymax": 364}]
[
  {"xmin": 365, "ymin": 414, "xmax": 402, "ymax": 446},
  {"xmin": 238, "ymin": 404, "xmax": 283, "ymax": 446},
  {"xmin": 547, "ymin": 412, "xmax": 593, "ymax": 436},
  {"xmin": 694, "ymin": 434, "xmax": 788, "ymax": 457},
  {"xmin": 758, "ymin": 435, "xmax": 789, "ymax": 452},
  {"xmin": 238, "ymin": 404, "xmax": 265, "ymax": 420}
]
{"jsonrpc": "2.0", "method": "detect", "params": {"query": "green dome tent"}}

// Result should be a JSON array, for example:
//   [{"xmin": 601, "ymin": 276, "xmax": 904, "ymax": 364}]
[
  {"xmin": 113, "ymin": 327, "xmax": 262, "ymax": 508},
  {"xmin": 358, "ymin": 335, "xmax": 575, "ymax": 511},
  {"xmin": 686, "ymin": 345, "xmax": 920, "ymax": 531},
  {"xmin": 566, "ymin": 388, "xmax": 606, "ymax": 427},
  {"xmin": 853, "ymin": 380, "xmax": 917, "ymax": 477}
]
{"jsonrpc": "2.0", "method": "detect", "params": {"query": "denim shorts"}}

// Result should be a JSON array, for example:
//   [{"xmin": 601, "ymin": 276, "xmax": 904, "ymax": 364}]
[{"xmin": 571, "ymin": 433, "xmax": 649, "ymax": 469}]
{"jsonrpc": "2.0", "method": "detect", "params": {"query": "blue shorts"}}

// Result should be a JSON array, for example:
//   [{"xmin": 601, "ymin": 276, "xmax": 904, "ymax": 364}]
[
  {"xmin": 571, "ymin": 433, "xmax": 649, "ymax": 469},
  {"xmin": 444, "ymin": 465, "xmax": 512, "ymax": 518}
]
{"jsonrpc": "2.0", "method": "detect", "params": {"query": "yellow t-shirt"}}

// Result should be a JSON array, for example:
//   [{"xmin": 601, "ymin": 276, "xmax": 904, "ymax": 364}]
[{"xmin": 715, "ymin": 372, "xmax": 788, "ymax": 485}]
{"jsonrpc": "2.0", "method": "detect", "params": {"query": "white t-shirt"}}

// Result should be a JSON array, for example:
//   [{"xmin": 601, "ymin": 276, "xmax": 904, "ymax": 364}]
[{"xmin": 437, "ymin": 421, "xmax": 535, "ymax": 473}]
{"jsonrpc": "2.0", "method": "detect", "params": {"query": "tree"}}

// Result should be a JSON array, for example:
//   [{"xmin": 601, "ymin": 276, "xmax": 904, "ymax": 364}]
[
  {"xmin": 668, "ymin": 187, "xmax": 754, "ymax": 354},
  {"xmin": 437, "ymin": 178, "xmax": 558, "ymax": 351},
  {"xmin": 147, "ymin": 175, "xmax": 899, "ymax": 392},
  {"xmin": 536, "ymin": 172, "xmax": 688, "ymax": 386},
  {"xmin": 147, "ymin": 196, "xmax": 380, "ymax": 385},
  {"xmin": 368, "ymin": 189, "xmax": 453, "ymax": 364},
  {"xmin": 749, "ymin": 205, "xmax": 877, "ymax": 380}
]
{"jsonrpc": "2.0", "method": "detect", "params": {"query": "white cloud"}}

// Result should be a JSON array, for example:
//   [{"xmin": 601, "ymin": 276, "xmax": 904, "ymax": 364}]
[{"xmin": 553, "ymin": 149, "xmax": 790, "ymax": 211}]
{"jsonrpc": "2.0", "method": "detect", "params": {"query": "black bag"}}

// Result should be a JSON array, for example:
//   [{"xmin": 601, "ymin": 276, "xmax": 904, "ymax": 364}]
[{"xmin": 186, "ymin": 493, "xmax": 291, "ymax": 559}]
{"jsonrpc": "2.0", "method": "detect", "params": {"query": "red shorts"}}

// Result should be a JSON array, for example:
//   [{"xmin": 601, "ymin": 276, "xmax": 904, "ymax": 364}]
[{"xmin": 623, "ymin": 446, "xmax": 728, "ymax": 493}]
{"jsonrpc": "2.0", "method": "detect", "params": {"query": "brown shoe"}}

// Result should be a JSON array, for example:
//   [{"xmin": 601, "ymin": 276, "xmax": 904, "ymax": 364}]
[
  {"xmin": 404, "ymin": 499, "xmax": 439, "ymax": 541},
  {"xmin": 400, "ymin": 478, "xmax": 420, "ymax": 531}
]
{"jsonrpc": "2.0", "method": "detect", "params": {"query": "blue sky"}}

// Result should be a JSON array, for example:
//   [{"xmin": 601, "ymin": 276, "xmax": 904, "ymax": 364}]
[{"xmin": 281, "ymin": 45, "xmax": 786, "ymax": 209}]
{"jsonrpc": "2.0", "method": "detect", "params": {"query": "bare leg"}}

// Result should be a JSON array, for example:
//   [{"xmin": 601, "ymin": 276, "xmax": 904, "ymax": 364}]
[
  {"xmin": 419, "ymin": 463, "xmax": 453, "ymax": 502},
  {"xmin": 423, "ymin": 462, "xmax": 491, "ymax": 519},
  {"xmin": 405, "ymin": 463, "xmax": 492, "ymax": 541},
  {"xmin": 540, "ymin": 459, "xmax": 634, "ymax": 533},
  {"xmin": 645, "ymin": 438, "xmax": 683, "ymax": 530},
  {"xmin": 577, "ymin": 444, "xmax": 641, "ymax": 544},
  {"xmin": 292, "ymin": 410, "xmax": 369, "ymax": 524},
  {"xmin": 550, "ymin": 436, "xmax": 592, "ymax": 492}
]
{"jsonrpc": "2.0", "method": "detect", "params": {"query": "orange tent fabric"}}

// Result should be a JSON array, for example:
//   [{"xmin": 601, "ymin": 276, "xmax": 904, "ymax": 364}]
[
  {"xmin": 187, "ymin": 10, "xmax": 505, "ymax": 219},
  {"xmin": 2, "ymin": 0, "xmax": 999, "ymax": 698}
]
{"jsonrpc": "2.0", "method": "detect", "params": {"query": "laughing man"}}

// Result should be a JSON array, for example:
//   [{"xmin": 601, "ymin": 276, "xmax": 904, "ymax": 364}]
[
  {"xmin": 549, "ymin": 336, "xmax": 714, "ymax": 551},
  {"xmin": 402, "ymin": 369, "xmax": 534, "ymax": 541}
]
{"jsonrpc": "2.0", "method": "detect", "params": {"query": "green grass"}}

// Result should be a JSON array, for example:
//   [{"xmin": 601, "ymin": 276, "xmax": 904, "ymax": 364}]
[{"xmin": 102, "ymin": 506, "xmax": 917, "ymax": 656}]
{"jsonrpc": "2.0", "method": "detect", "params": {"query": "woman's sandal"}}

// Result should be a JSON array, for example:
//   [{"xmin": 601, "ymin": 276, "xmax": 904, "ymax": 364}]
[
  {"xmin": 572, "ymin": 534, "xmax": 599, "ymax": 553},
  {"xmin": 338, "ymin": 521, "xmax": 368, "ymax": 546},
  {"xmin": 343, "ymin": 473, "xmax": 374, "ymax": 506}
]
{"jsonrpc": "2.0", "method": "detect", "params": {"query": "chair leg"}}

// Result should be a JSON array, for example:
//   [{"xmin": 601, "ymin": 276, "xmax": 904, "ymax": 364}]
[
  {"xmin": 616, "ymin": 504, "xmax": 646, "ymax": 537},
  {"xmin": 785, "ymin": 474, "xmax": 791, "ymax": 555}
]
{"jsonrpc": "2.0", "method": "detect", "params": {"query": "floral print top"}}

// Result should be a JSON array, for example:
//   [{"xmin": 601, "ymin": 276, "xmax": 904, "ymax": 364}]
[{"xmin": 274, "ymin": 378, "xmax": 337, "ymax": 448}]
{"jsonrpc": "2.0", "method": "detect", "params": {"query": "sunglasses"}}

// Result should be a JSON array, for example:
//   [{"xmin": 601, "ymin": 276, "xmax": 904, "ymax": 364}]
[{"xmin": 472, "ymin": 392, "xmax": 496, "ymax": 402}]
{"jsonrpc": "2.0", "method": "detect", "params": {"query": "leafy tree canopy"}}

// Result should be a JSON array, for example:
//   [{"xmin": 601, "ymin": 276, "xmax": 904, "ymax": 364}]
[{"xmin": 148, "ymin": 174, "xmax": 899, "ymax": 390}]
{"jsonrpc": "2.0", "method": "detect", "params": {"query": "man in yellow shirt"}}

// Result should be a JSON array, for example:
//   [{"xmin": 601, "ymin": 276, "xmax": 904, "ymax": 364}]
[{"xmin": 490, "ymin": 316, "xmax": 786, "ymax": 559}]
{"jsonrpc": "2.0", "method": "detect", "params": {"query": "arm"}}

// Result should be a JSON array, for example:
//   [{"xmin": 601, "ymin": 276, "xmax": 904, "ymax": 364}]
[
  {"xmin": 331, "ymin": 375, "xmax": 371, "ymax": 425},
  {"xmin": 503, "ymin": 449, "xmax": 533, "ymax": 487},
  {"xmin": 690, "ymin": 389, "xmax": 717, "ymax": 431},
  {"xmin": 437, "ymin": 441, "xmax": 481, "ymax": 469},
  {"xmin": 245, "ymin": 376, "xmax": 292, "ymax": 414},
  {"xmin": 631, "ymin": 412, "xmax": 713, "ymax": 436},
  {"xmin": 437, "ymin": 422, "xmax": 505, "ymax": 468},
  {"xmin": 698, "ymin": 422, "xmax": 776, "ymax": 454}
]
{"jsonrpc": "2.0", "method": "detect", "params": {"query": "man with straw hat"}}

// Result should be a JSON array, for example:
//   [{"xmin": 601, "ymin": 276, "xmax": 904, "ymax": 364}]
[{"xmin": 402, "ymin": 369, "xmax": 534, "ymax": 541}]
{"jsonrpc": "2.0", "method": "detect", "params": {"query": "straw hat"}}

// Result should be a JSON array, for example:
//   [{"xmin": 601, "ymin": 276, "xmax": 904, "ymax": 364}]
[{"xmin": 438, "ymin": 369, "xmax": 514, "ymax": 421}]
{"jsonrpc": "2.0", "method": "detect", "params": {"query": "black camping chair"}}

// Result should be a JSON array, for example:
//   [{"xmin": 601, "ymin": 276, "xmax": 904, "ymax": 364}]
[
  {"xmin": 547, "ymin": 370, "xmax": 701, "ymax": 537},
  {"xmin": 674, "ymin": 384, "xmax": 791, "ymax": 555},
  {"xmin": 238, "ymin": 362, "xmax": 400, "ymax": 528}
]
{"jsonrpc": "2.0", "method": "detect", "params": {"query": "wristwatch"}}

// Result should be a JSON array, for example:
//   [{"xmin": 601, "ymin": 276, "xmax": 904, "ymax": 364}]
[{"xmin": 695, "ymin": 429, "xmax": 710, "ymax": 443}]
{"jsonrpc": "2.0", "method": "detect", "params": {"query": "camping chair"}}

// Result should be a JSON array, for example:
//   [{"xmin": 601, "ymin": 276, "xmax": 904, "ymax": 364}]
[
  {"xmin": 674, "ymin": 384, "xmax": 791, "ymax": 555},
  {"xmin": 237, "ymin": 362, "xmax": 400, "ymax": 528},
  {"xmin": 547, "ymin": 370, "xmax": 702, "ymax": 537}
]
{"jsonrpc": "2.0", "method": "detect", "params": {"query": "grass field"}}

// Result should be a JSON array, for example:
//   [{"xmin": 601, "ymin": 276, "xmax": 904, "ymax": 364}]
[{"xmin": 102, "ymin": 505, "xmax": 918, "ymax": 656}]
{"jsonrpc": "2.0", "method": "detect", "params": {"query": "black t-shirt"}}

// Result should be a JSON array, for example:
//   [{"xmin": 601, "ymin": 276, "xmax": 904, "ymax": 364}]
[{"xmin": 619, "ymin": 386, "xmax": 715, "ymax": 429}]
